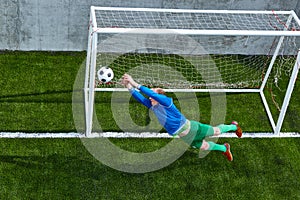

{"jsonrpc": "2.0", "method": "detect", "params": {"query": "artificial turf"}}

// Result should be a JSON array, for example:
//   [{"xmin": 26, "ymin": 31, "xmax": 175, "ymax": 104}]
[{"xmin": 0, "ymin": 51, "xmax": 299, "ymax": 199}]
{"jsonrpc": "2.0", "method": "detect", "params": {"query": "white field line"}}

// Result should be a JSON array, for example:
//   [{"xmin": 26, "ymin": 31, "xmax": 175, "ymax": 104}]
[{"xmin": 0, "ymin": 132, "xmax": 300, "ymax": 138}]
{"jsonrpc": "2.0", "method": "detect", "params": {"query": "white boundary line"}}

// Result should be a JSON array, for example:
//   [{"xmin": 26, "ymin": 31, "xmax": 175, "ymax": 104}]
[{"xmin": 0, "ymin": 132, "xmax": 299, "ymax": 138}]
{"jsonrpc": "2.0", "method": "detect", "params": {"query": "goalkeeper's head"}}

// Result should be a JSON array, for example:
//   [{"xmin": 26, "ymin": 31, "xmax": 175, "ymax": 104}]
[
  {"xmin": 152, "ymin": 88, "xmax": 166, "ymax": 95},
  {"xmin": 150, "ymin": 88, "xmax": 166, "ymax": 106}
]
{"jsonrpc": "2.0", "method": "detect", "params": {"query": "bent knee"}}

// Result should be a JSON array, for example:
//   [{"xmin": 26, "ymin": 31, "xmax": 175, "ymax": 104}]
[
  {"xmin": 200, "ymin": 140, "xmax": 210, "ymax": 150},
  {"xmin": 213, "ymin": 127, "xmax": 221, "ymax": 136}
]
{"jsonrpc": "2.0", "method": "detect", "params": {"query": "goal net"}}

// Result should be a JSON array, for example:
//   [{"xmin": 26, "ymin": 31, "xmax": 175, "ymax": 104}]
[{"xmin": 84, "ymin": 7, "xmax": 300, "ymax": 137}]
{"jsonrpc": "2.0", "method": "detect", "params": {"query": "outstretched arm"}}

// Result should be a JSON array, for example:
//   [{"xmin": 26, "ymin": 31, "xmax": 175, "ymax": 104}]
[
  {"xmin": 139, "ymin": 86, "xmax": 172, "ymax": 107},
  {"xmin": 122, "ymin": 74, "xmax": 172, "ymax": 107},
  {"xmin": 121, "ymin": 74, "xmax": 152, "ymax": 108}
]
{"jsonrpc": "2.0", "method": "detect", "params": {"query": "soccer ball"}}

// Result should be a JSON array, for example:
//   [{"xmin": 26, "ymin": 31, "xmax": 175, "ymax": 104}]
[{"xmin": 97, "ymin": 66, "xmax": 114, "ymax": 83}]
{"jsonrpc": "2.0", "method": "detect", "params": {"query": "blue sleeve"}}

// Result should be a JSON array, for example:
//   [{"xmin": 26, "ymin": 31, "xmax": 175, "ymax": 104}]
[
  {"xmin": 129, "ymin": 88, "xmax": 152, "ymax": 109},
  {"xmin": 139, "ymin": 86, "xmax": 172, "ymax": 107}
]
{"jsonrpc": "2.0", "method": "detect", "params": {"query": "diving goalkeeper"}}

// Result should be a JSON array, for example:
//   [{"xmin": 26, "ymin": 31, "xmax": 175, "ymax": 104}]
[{"xmin": 121, "ymin": 74, "xmax": 242, "ymax": 161}]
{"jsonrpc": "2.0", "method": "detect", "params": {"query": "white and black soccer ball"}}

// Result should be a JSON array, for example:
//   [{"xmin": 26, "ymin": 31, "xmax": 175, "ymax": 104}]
[{"xmin": 97, "ymin": 66, "xmax": 114, "ymax": 83}]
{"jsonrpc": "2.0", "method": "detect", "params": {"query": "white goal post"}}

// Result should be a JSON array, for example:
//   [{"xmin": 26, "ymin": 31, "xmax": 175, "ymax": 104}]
[{"xmin": 84, "ymin": 7, "xmax": 300, "ymax": 137}]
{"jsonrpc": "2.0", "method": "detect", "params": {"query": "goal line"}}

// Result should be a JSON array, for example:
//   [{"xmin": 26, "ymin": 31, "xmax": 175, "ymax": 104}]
[{"xmin": 1, "ymin": 132, "xmax": 299, "ymax": 138}]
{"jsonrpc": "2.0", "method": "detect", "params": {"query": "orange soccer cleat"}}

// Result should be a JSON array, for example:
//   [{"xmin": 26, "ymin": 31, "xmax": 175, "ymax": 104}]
[
  {"xmin": 231, "ymin": 121, "xmax": 242, "ymax": 138},
  {"xmin": 223, "ymin": 143, "xmax": 233, "ymax": 161}
]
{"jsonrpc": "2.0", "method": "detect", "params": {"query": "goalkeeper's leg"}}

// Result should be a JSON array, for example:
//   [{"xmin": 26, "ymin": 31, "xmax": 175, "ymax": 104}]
[
  {"xmin": 213, "ymin": 121, "xmax": 243, "ymax": 138},
  {"xmin": 200, "ymin": 140, "xmax": 233, "ymax": 161}
]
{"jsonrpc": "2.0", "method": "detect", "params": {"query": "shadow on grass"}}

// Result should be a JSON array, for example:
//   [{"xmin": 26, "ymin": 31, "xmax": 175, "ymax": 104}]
[
  {"xmin": 0, "ymin": 154, "xmax": 114, "ymax": 180},
  {"xmin": 0, "ymin": 89, "xmax": 82, "ymax": 103}
]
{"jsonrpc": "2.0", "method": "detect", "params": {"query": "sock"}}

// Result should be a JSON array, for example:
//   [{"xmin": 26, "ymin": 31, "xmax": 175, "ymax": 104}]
[
  {"xmin": 217, "ymin": 124, "xmax": 237, "ymax": 133},
  {"xmin": 207, "ymin": 141, "xmax": 226, "ymax": 152}
]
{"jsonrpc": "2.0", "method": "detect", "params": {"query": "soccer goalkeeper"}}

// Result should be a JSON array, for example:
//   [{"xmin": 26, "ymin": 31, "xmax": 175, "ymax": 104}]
[{"xmin": 121, "ymin": 74, "xmax": 242, "ymax": 161}]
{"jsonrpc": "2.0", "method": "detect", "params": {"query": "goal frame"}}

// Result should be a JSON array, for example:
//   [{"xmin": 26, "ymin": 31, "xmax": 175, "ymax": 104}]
[{"xmin": 84, "ymin": 6, "xmax": 300, "ymax": 137}]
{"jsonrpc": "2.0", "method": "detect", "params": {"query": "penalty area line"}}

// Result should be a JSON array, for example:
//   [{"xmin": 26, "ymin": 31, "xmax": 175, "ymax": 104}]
[{"xmin": 0, "ymin": 132, "xmax": 300, "ymax": 138}]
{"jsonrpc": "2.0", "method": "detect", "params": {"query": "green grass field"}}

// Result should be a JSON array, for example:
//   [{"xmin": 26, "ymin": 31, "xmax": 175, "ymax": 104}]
[{"xmin": 0, "ymin": 51, "xmax": 299, "ymax": 199}]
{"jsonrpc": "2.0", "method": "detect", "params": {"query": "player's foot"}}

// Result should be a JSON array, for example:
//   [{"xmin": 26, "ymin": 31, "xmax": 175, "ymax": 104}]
[
  {"xmin": 223, "ymin": 143, "xmax": 233, "ymax": 161},
  {"xmin": 231, "ymin": 121, "xmax": 242, "ymax": 138}
]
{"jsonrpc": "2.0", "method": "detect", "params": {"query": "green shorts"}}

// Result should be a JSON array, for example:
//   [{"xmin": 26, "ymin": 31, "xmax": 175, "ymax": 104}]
[{"xmin": 181, "ymin": 120, "xmax": 214, "ymax": 149}]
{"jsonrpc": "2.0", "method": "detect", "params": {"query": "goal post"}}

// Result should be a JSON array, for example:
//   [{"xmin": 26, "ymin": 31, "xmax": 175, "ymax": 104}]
[{"xmin": 84, "ymin": 6, "xmax": 300, "ymax": 137}]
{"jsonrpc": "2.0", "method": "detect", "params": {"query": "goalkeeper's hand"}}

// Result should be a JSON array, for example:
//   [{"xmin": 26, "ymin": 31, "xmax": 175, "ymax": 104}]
[
  {"xmin": 122, "ymin": 74, "xmax": 139, "ymax": 88},
  {"xmin": 121, "ymin": 74, "xmax": 133, "ymax": 90},
  {"xmin": 121, "ymin": 75, "xmax": 128, "ymax": 86}
]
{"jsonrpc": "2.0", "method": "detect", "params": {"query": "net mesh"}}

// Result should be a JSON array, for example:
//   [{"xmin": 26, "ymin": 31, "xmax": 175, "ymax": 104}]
[
  {"xmin": 94, "ymin": 9, "xmax": 300, "ymax": 31},
  {"xmin": 95, "ymin": 33, "xmax": 298, "ymax": 89},
  {"xmin": 90, "ymin": 8, "xmax": 300, "ymax": 90}
]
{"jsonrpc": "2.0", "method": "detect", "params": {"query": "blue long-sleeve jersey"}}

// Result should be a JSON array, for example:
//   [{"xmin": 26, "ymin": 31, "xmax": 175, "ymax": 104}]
[{"xmin": 129, "ymin": 85, "xmax": 187, "ymax": 135}]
